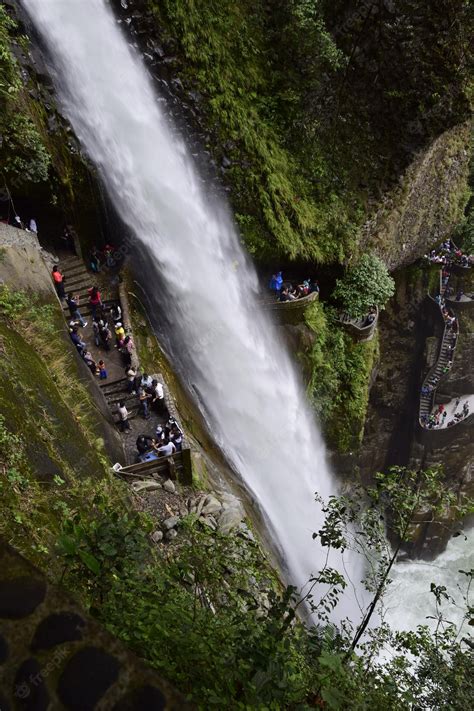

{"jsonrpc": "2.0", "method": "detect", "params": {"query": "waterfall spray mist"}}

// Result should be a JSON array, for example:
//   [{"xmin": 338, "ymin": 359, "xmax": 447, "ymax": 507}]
[{"xmin": 22, "ymin": 0, "xmax": 364, "ymax": 620}]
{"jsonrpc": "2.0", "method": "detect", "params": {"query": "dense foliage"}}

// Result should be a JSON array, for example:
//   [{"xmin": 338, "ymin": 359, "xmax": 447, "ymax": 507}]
[
  {"xmin": 304, "ymin": 301, "xmax": 379, "ymax": 451},
  {"xmin": 149, "ymin": 0, "xmax": 472, "ymax": 263},
  {"xmin": 333, "ymin": 253, "xmax": 396, "ymax": 318},
  {"xmin": 0, "ymin": 7, "xmax": 50, "ymax": 187},
  {"xmin": 2, "ymin": 370, "xmax": 472, "ymax": 709}
]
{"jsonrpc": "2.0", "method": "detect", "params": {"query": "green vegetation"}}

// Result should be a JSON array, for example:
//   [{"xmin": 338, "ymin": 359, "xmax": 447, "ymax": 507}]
[
  {"xmin": 455, "ymin": 141, "xmax": 474, "ymax": 253},
  {"xmin": 333, "ymin": 253, "xmax": 396, "ymax": 318},
  {"xmin": 0, "ymin": 6, "xmax": 50, "ymax": 187},
  {"xmin": 304, "ymin": 300, "xmax": 379, "ymax": 452},
  {"xmin": 2, "ymin": 378, "xmax": 472, "ymax": 709},
  {"xmin": 151, "ymin": 0, "xmax": 356, "ymax": 263},
  {"xmin": 149, "ymin": 0, "xmax": 472, "ymax": 264}
]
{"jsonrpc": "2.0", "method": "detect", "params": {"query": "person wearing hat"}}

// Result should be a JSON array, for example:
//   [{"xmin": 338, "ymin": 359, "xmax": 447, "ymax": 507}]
[
  {"xmin": 126, "ymin": 365, "xmax": 136, "ymax": 394},
  {"xmin": 115, "ymin": 321, "xmax": 125, "ymax": 344}
]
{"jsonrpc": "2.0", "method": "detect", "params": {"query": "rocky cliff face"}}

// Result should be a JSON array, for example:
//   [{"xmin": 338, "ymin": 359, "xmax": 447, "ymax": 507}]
[
  {"xmin": 363, "ymin": 122, "xmax": 472, "ymax": 270},
  {"xmin": 359, "ymin": 265, "xmax": 473, "ymax": 558}
]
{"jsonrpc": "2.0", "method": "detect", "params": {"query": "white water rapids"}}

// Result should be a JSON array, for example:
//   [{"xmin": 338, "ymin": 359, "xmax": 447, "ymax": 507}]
[
  {"xmin": 21, "ymin": 0, "xmax": 365, "ymax": 620},
  {"xmin": 386, "ymin": 528, "xmax": 473, "ymax": 638}
]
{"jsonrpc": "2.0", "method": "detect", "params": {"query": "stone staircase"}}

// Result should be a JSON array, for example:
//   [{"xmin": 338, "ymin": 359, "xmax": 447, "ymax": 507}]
[
  {"xmin": 99, "ymin": 376, "xmax": 142, "ymax": 423},
  {"xmin": 57, "ymin": 253, "xmax": 192, "ymax": 482},
  {"xmin": 58, "ymin": 254, "xmax": 119, "ymax": 317},
  {"xmin": 419, "ymin": 270, "xmax": 458, "ymax": 426}
]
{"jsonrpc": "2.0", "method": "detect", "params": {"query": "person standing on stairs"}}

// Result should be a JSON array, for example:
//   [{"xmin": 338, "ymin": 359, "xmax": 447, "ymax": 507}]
[
  {"xmin": 150, "ymin": 378, "xmax": 165, "ymax": 414},
  {"xmin": 99, "ymin": 319, "xmax": 112, "ymax": 351},
  {"xmin": 88, "ymin": 286, "xmax": 102, "ymax": 319},
  {"xmin": 52, "ymin": 266, "xmax": 66, "ymax": 300},
  {"xmin": 118, "ymin": 400, "xmax": 131, "ymax": 432},
  {"xmin": 89, "ymin": 246, "xmax": 102, "ymax": 273},
  {"xmin": 126, "ymin": 365, "xmax": 136, "ymax": 394},
  {"xmin": 98, "ymin": 359, "xmax": 107, "ymax": 379},
  {"xmin": 122, "ymin": 335, "xmax": 135, "ymax": 366},
  {"xmin": 138, "ymin": 386, "xmax": 151, "ymax": 420},
  {"xmin": 66, "ymin": 292, "xmax": 87, "ymax": 327}
]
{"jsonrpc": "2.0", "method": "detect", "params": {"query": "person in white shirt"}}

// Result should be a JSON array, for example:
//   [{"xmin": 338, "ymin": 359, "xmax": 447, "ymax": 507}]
[
  {"xmin": 157, "ymin": 440, "xmax": 176, "ymax": 457},
  {"xmin": 141, "ymin": 373, "xmax": 152, "ymax": 389},
  {"xmin": 151, "ymin": 378, "xmax": 165, "ymax": 413},
  {"xmin": 126, "ymin": 365, "xmax": 136, "ymax": 394},
  {"xmin": 117, "ymin": 401, "xmax": 131, "ymax": 432}
]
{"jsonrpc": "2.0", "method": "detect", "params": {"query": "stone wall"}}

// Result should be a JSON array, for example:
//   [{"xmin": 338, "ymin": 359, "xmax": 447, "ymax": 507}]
[{"xmin": 0, "ymin": 540, "xmax": 191, "ymax": 709}]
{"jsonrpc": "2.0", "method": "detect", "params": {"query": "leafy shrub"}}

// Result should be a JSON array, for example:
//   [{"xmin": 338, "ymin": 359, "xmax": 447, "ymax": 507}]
[
  {"xmin": 304, "ymin": 301, "xmax": 379, "ymax": 451},
  {"xmin": 333, "ymin": 253, "xmax": 395, "ymax": 318},
  {"xmin": 0, "ymin": 7, "xmax": 50, "ymax": 185}
]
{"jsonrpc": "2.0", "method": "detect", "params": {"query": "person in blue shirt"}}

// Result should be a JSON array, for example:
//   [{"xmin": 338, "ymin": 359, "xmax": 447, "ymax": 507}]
[{"xmin": 269, "ymin": 271, "xmax": 283, "ymax": 293}]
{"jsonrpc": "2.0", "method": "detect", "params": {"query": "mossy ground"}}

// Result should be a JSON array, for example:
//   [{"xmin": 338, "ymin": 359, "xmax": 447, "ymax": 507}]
[{"xmin": 304, "ymin": 300, "xmax": 379, "ymax": 453}]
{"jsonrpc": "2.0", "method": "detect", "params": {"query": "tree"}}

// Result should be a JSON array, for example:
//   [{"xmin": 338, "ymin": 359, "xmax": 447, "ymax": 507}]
[{"xmin": 333, "ymin": 252, "xmax": 395, "ymax": 318}]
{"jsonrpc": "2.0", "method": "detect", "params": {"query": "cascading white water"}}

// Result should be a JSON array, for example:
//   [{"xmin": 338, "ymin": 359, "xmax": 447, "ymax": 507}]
[
  {"xmin": 385, "ymin": 528, "xmax": 473, "ymax": 637},
  {"xmin": 22, "ymin": 0, "xmax": 364, "ymax": 619}
]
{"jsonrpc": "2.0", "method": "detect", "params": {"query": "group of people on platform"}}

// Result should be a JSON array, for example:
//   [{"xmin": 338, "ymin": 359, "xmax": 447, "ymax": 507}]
[
  {"xmin": 118, "ymin": 370, "xmax": 166, "ymax": 427},
  {"xmin": 3, "ymin": 213, "xmax": 79, "ymax": 253},
  {"xmin": 134, "ymin": 417, "xmax": 184, "ymax": 462},
  {"xmin": 2, "ymin": 214, "xmax": 38, "ymax": 234},
  {"xmin": 89, "ymin": 244, "xmax": 118, "ymax": 273},
  {"xmin": 422, "ymin": 399, "xmax": 470, "ymax": 429},
  {"xmin": 425, "ymin": 240, "xmax": 473, "ymax": 268},
  {"xmin": 268, "ymin": 271, "xmax": 319, "ymax": 302}
]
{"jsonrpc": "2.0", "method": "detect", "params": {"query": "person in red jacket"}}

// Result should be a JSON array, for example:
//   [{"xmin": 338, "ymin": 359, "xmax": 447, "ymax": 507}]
[
  {"xmin": 88, "ymin": 286, "xmax": 102, "ymax": 319},
  {"xmin": 52, "ymin": 265, "xmax": 66, "ymax": 300}
]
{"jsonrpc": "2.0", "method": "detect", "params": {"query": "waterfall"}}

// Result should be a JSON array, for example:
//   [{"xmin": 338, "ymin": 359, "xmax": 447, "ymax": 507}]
[{"xmin": 22, "ymin": 0, "xmax": 364, "ymax": 620}]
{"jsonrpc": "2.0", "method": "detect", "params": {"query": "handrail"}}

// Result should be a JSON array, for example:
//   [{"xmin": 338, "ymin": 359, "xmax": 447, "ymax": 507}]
[
  {"xmin": 262, "ymin": 290, "xmax": 319, "ymax": 310},
  {"xmin": 337, "ymin": 305, "xmax": 379, "ymax": 341},
  {"xmin": 418, "ymin": 266, "xmax": 460, "ymax": 429}
]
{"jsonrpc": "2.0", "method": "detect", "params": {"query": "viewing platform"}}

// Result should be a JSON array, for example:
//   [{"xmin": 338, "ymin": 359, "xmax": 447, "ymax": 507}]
[
  {"xmin": 261, "ymin": 290, "xmax": 319, "ymax": 324},
  {"xmin": 337, "ymin": 306, "xmax": 379, "ymax": 342}
]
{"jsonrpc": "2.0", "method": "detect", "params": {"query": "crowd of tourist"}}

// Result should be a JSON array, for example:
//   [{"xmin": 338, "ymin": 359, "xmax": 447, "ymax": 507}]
[
  {"xmin": 89, "ymin": 243, "xmax": 118, "ymax": 272},
  {"xmin": 134, "ymin": 417, "xmax": 184, "ymax": 462},
  {"xmin": 423, "ymin": 399, "xmax": 471, "ymax": 429},
  {"xmin": 51, "ymin": 257, "xmax": 185, "ymax": 460},
  {"xmin": 268, "ymin": 271, "xmax": 319, "ymax": 302},
  {"xmin": 51, "ymin": 263, "xmax": 135, "ymax": 379},
  {"xmin": 425, "ymin": 239, "xmax": 473, "ymax": 268}
]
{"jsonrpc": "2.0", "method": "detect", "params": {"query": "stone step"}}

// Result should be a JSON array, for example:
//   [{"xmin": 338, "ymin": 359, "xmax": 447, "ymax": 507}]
[
  {"xmin": 62, "ymin": 298, "xmax": 119, "ymax": 317},
  {"xmin": 60, "ymin": 257, "xmax": 85, "ymax": 266},
  {"xmin": 63, "ymin": 272, "xmax": 91, "ymax": 287},
  {"xmin": 60, "ymin": 262, "xmax": 88, "ymax": 276},
  {"xmin": 100, "ymin": 377, "xmax": 128, "ymax": 391}
]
